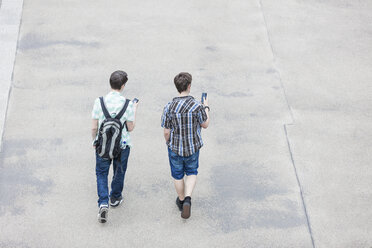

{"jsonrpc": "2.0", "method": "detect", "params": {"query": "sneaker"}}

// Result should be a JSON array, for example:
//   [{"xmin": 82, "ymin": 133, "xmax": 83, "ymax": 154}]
[
  {"xmin": 181, "ymin": 196, "xmax": 191, "ymax": 219},
  {"xmin": 176, "ymin": 197, "xmax": 184, "ymax": 211},
  {"xmin": 110, "ymin": 196, "xmax": 123, "ymax": 207},
  {"xmin": 97, "ymin": 204, "xmax": 108, "ymax": 223}
]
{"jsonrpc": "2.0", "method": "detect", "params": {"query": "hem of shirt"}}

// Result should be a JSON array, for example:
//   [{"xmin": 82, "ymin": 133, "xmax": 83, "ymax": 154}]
[
  {"xmin": 120, "ymin": 144, "xmax": 132, "ymax": 149},
  {"xmin": 168, "ymin": 144, "xmax": 202, "ymax": 157}
]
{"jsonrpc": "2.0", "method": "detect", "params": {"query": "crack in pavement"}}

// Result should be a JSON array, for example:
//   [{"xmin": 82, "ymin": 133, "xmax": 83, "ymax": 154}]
[
  {"xmin": 284, "ymin": 124, "xmax": 316, "ymax": 248},
  {"xmin": 258, "ymin": 0, "xmax": 315, "ymax": 247},
  {"xmin": 0, "ymin": 0, "xmax": 24, "ymax": 152},
  {"xmin": 258, "ymin": 0, "xmax": 294, "ymax": 125}
]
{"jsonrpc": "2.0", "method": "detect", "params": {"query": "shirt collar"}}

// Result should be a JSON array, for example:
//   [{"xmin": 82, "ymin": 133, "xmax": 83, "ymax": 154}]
[
  {"xmin": 173, "ymin": 95, "xmax": 194, "ymax": 101},
  {"xmin": 109, "ymin": 91, "xmax": 122, "ymax": 96}
]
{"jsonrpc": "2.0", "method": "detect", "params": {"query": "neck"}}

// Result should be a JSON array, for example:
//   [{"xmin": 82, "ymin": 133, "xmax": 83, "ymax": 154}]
[
  {"xmin": 179, "ymin": 91, "xmax": 189, "ymax": 97},
  {"xmin": 112, "ymin": 89, "xmax": 121, "ymax": 93}
]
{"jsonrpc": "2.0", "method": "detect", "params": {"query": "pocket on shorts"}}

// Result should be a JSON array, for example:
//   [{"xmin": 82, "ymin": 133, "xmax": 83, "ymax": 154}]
[
  {"xmin": 168, "ymin": 149, "xmax": 183, "ymax": 169},
  {"xmin": 186, "ymin": 152, "xmax": 199, "ymax": 169}
]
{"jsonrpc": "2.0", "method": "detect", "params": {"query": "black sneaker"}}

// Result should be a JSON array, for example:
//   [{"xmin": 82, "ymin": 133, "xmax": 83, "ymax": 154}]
[
  {"xmin": 97, "ymin": 204, "xmax": 108, "ymax": 223},
  {"xmin": 176, "ymin": 197, "xmax": 184, "ymax": 211},
  {"xmin": 181, "ymin": 196, "xmax": 191, "ymax": 219},
  {"xmin": 110, "ymin": 196, "xmax": 123, "ymax": 207}
]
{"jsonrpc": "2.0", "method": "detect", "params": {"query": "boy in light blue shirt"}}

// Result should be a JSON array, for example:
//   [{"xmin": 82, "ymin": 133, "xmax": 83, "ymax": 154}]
[{"xmin": 91, "ymin": 70, "xmax": 138, "ymax": 223}]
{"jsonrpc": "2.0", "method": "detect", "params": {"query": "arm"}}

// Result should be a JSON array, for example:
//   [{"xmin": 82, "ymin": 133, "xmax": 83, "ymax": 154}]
[
  {"xmin": 127, "ymin": 121, "xmax": 134, "ymax": 132},
  {"xmin": 92, "ymin": 119, "xmax": 99, "ymax": 147},
  {"xmin": 201, "ymin": 96, "xmax": 210, "ymax": 129},
  {"xmin": 161, "ymin": 104, "xmax": 172, "ymax": 141},
  {"xmin": 126, "ymin": 102, "xmax": 139, "ymax": 132},
  {"xmin": 164, "ymin": 128, "xmax": 171, "ymax": 142}
]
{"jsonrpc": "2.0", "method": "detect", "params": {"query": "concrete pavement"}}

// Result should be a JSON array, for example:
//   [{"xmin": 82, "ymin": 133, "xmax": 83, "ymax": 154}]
[
  {"xmin": 0, "ymin": 0, "xmax": 23, "ymax": 151},
  {"xmin": 261, "ymin": 1, "xmax": 372, "ymax": 246},
  {"xmin": 0, "ymin": 0, "xmax": 371, "ymax": 247}
]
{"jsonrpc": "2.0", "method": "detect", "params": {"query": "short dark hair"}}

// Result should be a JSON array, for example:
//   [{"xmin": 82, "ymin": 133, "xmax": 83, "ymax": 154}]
[
  {"xmin": 174, "ymin": 72, "xmax": 192, "ymax": 93},
  {"xmin": 110, "ymin": 70, "xmax": 128, "ymax": 90}
]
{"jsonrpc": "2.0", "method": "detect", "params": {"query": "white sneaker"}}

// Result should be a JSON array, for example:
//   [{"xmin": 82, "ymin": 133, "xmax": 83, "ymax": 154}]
[{"xmin": 97, "ymin": 204, "xmax": 109, "ymax": 223}]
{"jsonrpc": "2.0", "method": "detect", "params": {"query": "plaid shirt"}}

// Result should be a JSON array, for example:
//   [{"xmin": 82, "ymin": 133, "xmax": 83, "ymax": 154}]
[{"xmin": 161, "ymin": 96, "xmax": 208, "ymax": 157}]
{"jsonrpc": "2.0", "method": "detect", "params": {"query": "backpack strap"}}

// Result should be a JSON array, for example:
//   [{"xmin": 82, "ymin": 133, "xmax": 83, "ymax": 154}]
[
  {"xmin": 115, "ymin": 99, "xmax": 130, "ymax": 120},
  {"xmin": 99, "ymin": 97, "xmax": 111, "ymax": 119}
]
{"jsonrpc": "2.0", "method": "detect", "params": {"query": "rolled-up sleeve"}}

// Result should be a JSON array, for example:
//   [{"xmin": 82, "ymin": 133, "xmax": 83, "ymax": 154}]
[
  {"xmin": 161, "ymin": 104, "xmax": 171, "ymax": 129},
  {"xmin": 197, "ymin": 106, "xmax": 208, "ymax": 124},
  {"xmin": 92, "ymin": 98, "xmax": 100, "ymax": 119},
  {"xmin": 124, "ymin": 101, "xmax": 135, "ymax": 122}
]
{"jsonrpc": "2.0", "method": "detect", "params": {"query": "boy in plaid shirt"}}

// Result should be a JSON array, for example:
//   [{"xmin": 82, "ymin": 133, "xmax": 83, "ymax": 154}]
[{"xmin": 161, "ymin": 72, "xmax": 210, "ymax": 219}]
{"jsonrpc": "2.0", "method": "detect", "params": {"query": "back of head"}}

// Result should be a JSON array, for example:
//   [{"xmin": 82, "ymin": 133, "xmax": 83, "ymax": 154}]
[
  {"xmin": 174, "ymin": 72, "xmax": 192, "ymax": 93},
  {"xmin": 110, "ymin": 70, "xmax": 128, "ymax": 90}
]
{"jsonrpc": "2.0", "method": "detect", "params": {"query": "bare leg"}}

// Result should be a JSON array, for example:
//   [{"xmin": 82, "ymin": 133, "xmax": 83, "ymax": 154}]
[
  {"xmin": 185, "ymin": 175, "xmax": 197, "ymax": 197},
  {"xmin": 174, "ymin": 179, "xmax": 185, "ymax": 201}
]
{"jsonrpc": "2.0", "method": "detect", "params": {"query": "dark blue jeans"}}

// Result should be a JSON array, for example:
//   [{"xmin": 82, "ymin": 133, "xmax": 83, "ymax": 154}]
[{"xmin": 95, "ymin": 148, "xmax": 130, "ymax": 207}]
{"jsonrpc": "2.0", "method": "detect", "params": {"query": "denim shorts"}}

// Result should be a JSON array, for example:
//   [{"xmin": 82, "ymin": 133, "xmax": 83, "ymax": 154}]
[{"xmin": 168, "ymin": 147, "xmax": 199, "ymax": 180}]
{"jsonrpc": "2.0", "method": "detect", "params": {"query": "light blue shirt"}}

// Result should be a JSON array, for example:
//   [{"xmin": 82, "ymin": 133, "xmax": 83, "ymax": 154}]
[{"xmin": 92, "ymin": 91, "xmax": 135, "ymax": 148}]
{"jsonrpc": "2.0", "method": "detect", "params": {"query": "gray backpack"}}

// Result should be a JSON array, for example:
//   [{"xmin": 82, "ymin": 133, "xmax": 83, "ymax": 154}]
[{"xmin": 95, "ymin": 97, "xmax": 130, "ymax": 159}]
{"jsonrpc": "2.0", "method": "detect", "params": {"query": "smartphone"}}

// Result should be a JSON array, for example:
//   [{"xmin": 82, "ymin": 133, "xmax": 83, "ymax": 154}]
[
  {"xmin": 201, "ymin": 93, "xmax": 207, "ymax": 104},
  {"xmin": 133, "ymin": 98, "xmax": 139, "ymax": 103}
]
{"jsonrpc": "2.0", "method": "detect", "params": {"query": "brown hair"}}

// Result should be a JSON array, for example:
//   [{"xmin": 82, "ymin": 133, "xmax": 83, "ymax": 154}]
[
  {"xmin": 110, "ymin": 70, "xmax": 128, "ymax": 90},
  {"xmin": 174, "ymin": 72, "xmax": 192, "ymax": 93}
]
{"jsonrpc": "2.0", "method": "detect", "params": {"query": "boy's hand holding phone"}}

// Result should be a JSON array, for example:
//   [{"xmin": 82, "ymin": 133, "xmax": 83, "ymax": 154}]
[
  {"xmin": 132, "ymin": 98, "xmax": 139, "ymax": 110},
  {"xmin": 202, "ymin": 93, "xmax": 208, "ymax": 107}
]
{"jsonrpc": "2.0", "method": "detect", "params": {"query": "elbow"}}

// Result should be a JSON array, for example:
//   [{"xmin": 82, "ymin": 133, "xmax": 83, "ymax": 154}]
[
  {"xmin": 201, "ymin": 121, "xmax": 209, "ymax": 129},
  {"xmin": 127, "ymin": 122, "xmax": 135, "ymax": 132}
]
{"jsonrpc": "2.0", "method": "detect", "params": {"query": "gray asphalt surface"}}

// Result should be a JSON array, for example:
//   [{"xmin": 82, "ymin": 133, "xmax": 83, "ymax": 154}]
[{"xmin": 0, "ymin": 0, "xmax": 371, "ymax": 247}]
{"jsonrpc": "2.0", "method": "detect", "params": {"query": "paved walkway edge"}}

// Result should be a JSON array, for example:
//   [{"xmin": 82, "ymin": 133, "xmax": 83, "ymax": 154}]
[{"xmin": 0, "ymin": 0, "xmax": 23, "ymax": 151}]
